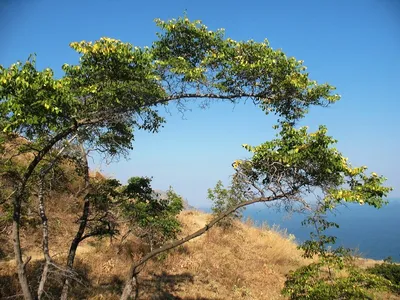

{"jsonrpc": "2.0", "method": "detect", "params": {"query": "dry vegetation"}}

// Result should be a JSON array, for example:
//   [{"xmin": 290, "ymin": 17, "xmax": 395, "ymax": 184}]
[
  {"xmin": 0, "ymin": 136, "xmax": 311, "ymax": 299},
  {"xmin": 0, "ymin": 196, "xmax": 311, "ymax": 299},
  {"xmin": 1, "ymin": 138, "xmax": 397, "ymax": 299},
  {"xmin": 1, "ymin": 191, "xmax": 399, "ymax": 299}
]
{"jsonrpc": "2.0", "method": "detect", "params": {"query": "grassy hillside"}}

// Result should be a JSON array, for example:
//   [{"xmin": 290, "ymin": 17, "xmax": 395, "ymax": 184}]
[
  {"xmin": 0, "ymin": 201, "xmax": 309, "ymax": 299},
  {"xmin": 0, "ymin": 135, "xmax": 309, "ymax": 299},
  {"xmin": 1, "ymin": 137, "xmax": 399, "ymax": 299},
  {"xmin": 2, "ymin": 198, "xmax": 400, "ymax": 299}
]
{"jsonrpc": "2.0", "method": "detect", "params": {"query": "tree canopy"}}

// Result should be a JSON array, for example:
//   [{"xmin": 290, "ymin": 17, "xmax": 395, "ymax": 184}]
[{"xmin": 1, "ymin": 17, "xmax": 339, "ymax": 142}]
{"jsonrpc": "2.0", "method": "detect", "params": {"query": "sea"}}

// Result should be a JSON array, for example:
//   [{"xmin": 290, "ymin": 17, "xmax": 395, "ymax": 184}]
[{"xmin": 200, "ymin": 199, "xmax": 400, "ymax": 262}]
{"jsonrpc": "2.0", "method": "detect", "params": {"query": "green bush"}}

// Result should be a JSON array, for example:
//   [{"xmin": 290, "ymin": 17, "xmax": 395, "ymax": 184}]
[
  {"xmin": 282, "ymin": 203, "xmax": 394, "ymax": 299},
  {"xmin": 282, "ymin": 261, "xmax": 393, "ymax": 300},
  {"xmin": 121, "ymin": 177, "xmax": 184, "ymax": 251},
  {"xmin": 367, "ymin": 260, "xmax": 400, "ymax": 294},
  {"xmin": 207, "ymin": 180, "xmax": 245, "ymax": 228}
]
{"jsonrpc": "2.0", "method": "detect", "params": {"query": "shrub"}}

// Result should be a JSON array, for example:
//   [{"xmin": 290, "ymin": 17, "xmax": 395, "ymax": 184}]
[
  {"xmin": 207, "ymin": 180, "xmax": 245, "ymax": 228},
  {"xmin": 367, "ymin": 260, "xmax": 400, "ymax": 294},
  {"xmin": 121, "ymin": 177, "xmax": 184, "ymax": 251}
]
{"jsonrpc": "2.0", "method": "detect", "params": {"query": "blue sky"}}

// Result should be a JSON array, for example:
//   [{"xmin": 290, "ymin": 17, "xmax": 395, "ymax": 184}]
[{"xmin": 1, "ymin": 0, "xmax": 399, "ymax": 206}]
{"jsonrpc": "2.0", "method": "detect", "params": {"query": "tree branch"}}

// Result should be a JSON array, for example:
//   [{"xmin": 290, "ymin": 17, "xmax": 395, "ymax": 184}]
[{"xmin": 120, "ymin": 192, "xmax": 292, "ymax": 300}]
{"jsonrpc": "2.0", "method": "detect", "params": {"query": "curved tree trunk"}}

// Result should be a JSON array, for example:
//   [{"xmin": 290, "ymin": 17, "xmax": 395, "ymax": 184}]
[
  {"xmin": 60, "ymin": 197, "xmax": 90, "ymax": 300},
  {"xmin": 11, "ymin": 126, "xmax": 78, "ymax": 300},
  {"xmin": 60, "ymin": 143, "xmax": 90, "ymax": 300},
  {"xmin": 120, "ymin": 276, "xmax": 139, "ymax": 300},
  {"xmin": 119, "ymin": 193, "xmax": 288, "ymax": 300}
]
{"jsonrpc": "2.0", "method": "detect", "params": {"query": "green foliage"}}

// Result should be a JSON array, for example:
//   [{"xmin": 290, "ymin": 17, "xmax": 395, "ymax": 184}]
[
  {"xmin": 226, "ymin": 123, "xmax": 394, "ymax": 299},
  {"xmin": 0, "ymin": 15, "xmax": 392, "ymax": 299},
  {"xmin": 0, "ymin": 55, "xmax": 77, "ymax": 137},
  {"xmin": 84, "ymin": 178, "xmax": 122, "ymax": 239},
  {"xmin": 282, "ymin": 206, "xmax": 394, "ymax": 299},
  {"xmin": 367, "ymin": 261, "xmax": 400, "ymax": 293},
  {"xmin": 153, "ymin": 17, "xmax": 340, "ymax": 122},
  {"xmin": 283, "ymin": 262, "xmax": 393, "ymax": 300},
  {"xmin": 121, "ymin": 177, "xmax": 184, "ymax": 249},
  {"xmin": 207, "ymin": 180, "xmax": 245, "ymax": 227},
  {"xmin": 1, "ymin": 39, "xmax": 166, "ymax": 160},
  {"xmin": 282, "ymin": 190, "xmax": 393, "ymax": 299},
  {"xmin": 1, "ymin": 16, "xmax": 339, "ymax": 155},
  {"xmin": 235, "ymin": 124, "xmax": 392, "ymax": 210},
  {"xmin": 0, "ymin": 15, "xmax": 343, "ymax": 244}
]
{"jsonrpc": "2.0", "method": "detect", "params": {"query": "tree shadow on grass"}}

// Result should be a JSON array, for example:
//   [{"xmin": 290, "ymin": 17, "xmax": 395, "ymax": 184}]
[
  {"xmin": 0, "ymin": 261, "xmax": 214, "ymax": 299},
  {"xmin": 0, "ymin": 258, "xmax": 92, "ymax": 299},
  {"xmin": 0, "ymin": 273, "xmax": 21, "ymax": 299},
  {"xmin": 138, "ymin": 271, "xmax": 211, "ymax": 300}
]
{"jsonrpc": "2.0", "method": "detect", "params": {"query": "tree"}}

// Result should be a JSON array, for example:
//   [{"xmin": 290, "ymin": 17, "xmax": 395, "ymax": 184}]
[
  {"xmin": 119, "ymin": 124, "xmax": 391, "ymax": 299},
  {"xmin": 121, "ymin": 177, "xmax": 184, "ymax": 251},
  {"xmin": 60, "ymin": 144, "xmax": 122, "ymax": 300},
  {"xmin": 208, "ymin": 180, "xmax": 245, "ymax": 228},
  {"xmin": 0, "ymin": 15, "xmax": 342, "ymax": 299}
]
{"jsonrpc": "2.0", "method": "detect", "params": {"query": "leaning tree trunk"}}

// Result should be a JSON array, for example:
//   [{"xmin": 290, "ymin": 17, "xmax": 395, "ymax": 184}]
[
  {"xmin": 60, "ymin": 143, "xmax": 90, "ymax": 300},
  {"xmin": 119, "ymin": 193, "xmax": 289, "ymax": 300},
  {"xmin": 60, "ymin": 197, "xmax": 90, "ymax": 300},
  {"xmin": 120, "ymin": 276, "xmax": 139, "ymax": 300},
  {"xmin": 10, "ymin": 125, "xmax": 78, "ymax": 300}
]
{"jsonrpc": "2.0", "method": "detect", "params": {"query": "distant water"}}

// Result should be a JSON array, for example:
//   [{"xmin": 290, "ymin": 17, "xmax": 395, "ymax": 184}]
[
  {"xmin": 241, "ymin": 199, "xmax": 400, "ymax": 262},
  {"xmin": 199, "ymin": 199, "xmax": 400, "ymax": 262}
]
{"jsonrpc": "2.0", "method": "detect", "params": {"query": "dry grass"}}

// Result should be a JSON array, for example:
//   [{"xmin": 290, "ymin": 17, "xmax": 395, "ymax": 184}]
[
  {"xmin": 79, "ymin": 210, "xmax": 308, "ymax": 299},
  {"xmin": 0, "ymin": 135, "xmax": 307, "ymax": 298},
  {"xmin": 140, "ymin": 210, "xmax": 307, "ymax": 300},
  {"xmin": 1, "ymin": 137, "xmax": 398, "ymax": 299},
  {"xmin": 1, "ymin": 208, "xmax": 310, "ymax": 299},
  {"xmin": 2, "ymin": 207, "xmax": 400, "ymax": 299}
]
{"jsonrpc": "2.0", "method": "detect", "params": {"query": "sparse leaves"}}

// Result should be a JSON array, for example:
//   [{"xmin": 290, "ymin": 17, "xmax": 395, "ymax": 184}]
[
  {"xmin": 121, "ymin": 177, "xmax": 184, "ymax": 250},
  {"xmin": 152, "ymin": 16, "xmax": 340, "ymax": 122},
  {"xmin": 208, "ymin": 180, "xmax": 245, "ymax": 228},
  {"xmin": 234, "ymin": 124, "xmax": 392, "ymax": 210}
]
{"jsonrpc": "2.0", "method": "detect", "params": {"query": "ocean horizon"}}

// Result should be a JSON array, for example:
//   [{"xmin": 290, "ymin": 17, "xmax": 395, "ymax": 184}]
[{"xmin": 198, "ymin": 198, "xmax": 400, "ymax": 262}]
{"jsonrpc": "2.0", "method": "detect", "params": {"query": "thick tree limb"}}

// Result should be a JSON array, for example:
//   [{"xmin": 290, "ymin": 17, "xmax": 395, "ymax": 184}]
[{"xmin": 120, "ymin": 192, "xmax": 291, "ymax": 300}]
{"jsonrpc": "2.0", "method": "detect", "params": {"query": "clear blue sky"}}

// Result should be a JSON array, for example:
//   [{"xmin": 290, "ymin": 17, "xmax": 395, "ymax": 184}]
[{"xmin": 1, "ymin": 0, "xmax": 399, "ymax": 206}]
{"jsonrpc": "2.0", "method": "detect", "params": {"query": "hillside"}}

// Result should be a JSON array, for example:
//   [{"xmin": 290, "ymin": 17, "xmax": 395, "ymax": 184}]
[
  {"xmin": 0, "ymin": 170, "xmax": 399, "ymax": 299},
  {"xmin": 1, "ymin": 138, "xmax": 398, "ymax": 299},
  {"xmin": 0, "ymin": 202, "xmax": 308, "ymax": 299},
  {"xmin": 2, "ymin": 203, "xmax": 398, "ymax": 299},
  {"xmin": 0, "ymin": 136, "xmax": 309, "ymax": 299}
]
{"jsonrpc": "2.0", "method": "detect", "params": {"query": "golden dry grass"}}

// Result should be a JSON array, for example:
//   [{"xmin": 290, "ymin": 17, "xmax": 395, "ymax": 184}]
[
  {"xmin": 0, "ymin": 208, "xmax": 310, "ymax": 299},
  {"xmin": 68, "ymin": 210, "xmax": 308, "ymax": 300},
  {"xmin": 2, "ymin": 206, "xmax": 400, "ymax": 299},
  {"xmin": 147, "ymin": 210, "xmax": 306, "ymax": 299},
  {"xmin": 2, "ymin": 137, "xmax": 398, "ymax": 299}
]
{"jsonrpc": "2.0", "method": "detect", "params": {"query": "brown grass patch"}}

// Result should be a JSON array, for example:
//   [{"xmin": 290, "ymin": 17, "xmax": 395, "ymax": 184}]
[{"xmin": 1, "ymin": 209, "xmax": 310, "ymax": 299}]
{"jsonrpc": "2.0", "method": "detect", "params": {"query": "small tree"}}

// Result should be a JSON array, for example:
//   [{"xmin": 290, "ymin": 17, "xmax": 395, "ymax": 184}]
[
  {"xmin": 208, "ymin": 180, "xmax": 245, "ymax": 227},
  {"xmin": 121, "ymin": 177, "xmax": 184, "ymax": 251},
  {"xmin": 282, "ymin": 202, "xmax": 395, "ymax": 299}
]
